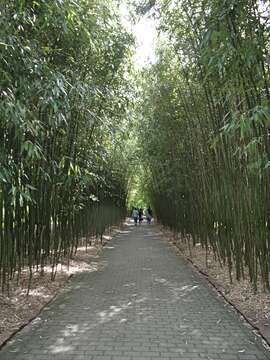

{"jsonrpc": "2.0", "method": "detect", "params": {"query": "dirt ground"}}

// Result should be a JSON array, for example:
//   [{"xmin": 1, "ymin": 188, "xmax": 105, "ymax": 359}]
[
  {"xmin": 0, "ymin": 229, "xmax": 119, "ymax": 348},
  {"xmin": 162, "ymin": 228, "xmax": 270, "ymax": 345}
]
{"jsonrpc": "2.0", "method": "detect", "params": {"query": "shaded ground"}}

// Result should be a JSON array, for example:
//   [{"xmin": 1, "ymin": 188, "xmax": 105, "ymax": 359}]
[
  {"xmin": 0, "ymin": 221, "xmax": 269, "ymax": 359},
  {"xmin": 163, "ymin": 228, "xmax": 270, "ymax": 345},
  {"xmin": 0, "ymin": 235, "xmax": 113, "ymax": 347}
]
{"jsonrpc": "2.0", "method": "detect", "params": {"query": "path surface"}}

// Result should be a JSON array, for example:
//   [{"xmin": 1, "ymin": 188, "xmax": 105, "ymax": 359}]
[{"xmin": 1, "ymin": 222, "xmax": 269, "ymax": 360}]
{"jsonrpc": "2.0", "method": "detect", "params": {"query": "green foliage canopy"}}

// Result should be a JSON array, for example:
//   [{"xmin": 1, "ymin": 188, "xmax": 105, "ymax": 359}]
[
  {"xmin": 0, "ymin": 0, "xmax": 134, "ymax": 290},
  {"xmin": 138, "ymin": 0, "xmax": 270, "ymax": 290}
]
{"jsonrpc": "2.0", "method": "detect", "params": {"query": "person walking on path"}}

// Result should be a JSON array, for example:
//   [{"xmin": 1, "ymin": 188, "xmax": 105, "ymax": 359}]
[
  {"xmin": 146, "ymin": 206, "xmax": 153, "ymax": 224},
  {"xmin": 139, "ymin": 208, "xmax": 144, "ymax": 225},
  {"xmin": 132, "ymin": 207, "xmax": 139, "ymax": 226}
]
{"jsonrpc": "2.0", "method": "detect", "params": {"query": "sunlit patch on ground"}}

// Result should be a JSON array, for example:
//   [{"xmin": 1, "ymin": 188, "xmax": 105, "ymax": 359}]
[
  {"xmin": 0, "ymin": 225, "xmax": 122, "ymax": 347},
  {"xmin": 50, "ymin": 343, "xmax": 74, "ymax": 354},
  {"xmin": 154, "ymin": 276, "xmax": 199, "ymax": 301},
  {"xmin": 162, "ymin": 226, "xmax": 270, "ymax": 344},
  {"xmin": 45, "ymin": 295, "xmax": 149, "ymax": 355}
]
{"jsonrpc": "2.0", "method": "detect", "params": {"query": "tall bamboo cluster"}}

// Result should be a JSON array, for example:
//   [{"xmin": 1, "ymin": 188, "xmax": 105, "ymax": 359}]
[
  {"xmin": 139, "ymin": 0, "xmax": 270, "ymax": 289},
  {"xmin": 0, "ymin": 0, "xmax": 132, "ymax": 290}
]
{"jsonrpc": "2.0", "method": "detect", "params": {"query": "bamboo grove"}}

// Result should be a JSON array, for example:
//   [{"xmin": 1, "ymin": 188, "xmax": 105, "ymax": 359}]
[
  {"xmin": 0, "ymin": 0, "xmax": 133, "ymax": 291},
  {"xmin": 138, "ymin": 0, "xmax": 270, "ymax": 290}
]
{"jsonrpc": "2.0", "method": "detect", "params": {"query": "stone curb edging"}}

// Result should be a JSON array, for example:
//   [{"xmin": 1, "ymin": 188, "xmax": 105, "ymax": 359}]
[
  {"xmin": 0, "ymin": 221, "xmax": 126, "ymax": 351},
  {"xmin": 170, "ymin": 239, "xmax": 270, "ymax": 352},
  {"xmin": 0, "ymin": 274, "xmax": 74, "ymax": 351}
]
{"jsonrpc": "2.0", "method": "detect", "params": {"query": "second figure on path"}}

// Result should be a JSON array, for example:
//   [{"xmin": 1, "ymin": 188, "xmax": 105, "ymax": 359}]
[
  {"xmin": 132, "ymin": 207, "xmax": 139, "ymax": 226},
  {"xmin": 139, "ymin": 208, "xmax": 144, "ymax": 225},
  {"xmin": 146, "ymin": 206, "xmax": 153, "ymax": 224}
]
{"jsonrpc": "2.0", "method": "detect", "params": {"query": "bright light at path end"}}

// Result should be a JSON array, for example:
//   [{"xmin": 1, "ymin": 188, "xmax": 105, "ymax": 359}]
[
  {"xmin": 133, "ymin": 16, "xmax": 157, "ymax": 68},
  {"xmin": 120, "ymin": 5, "xmax": 157, "ymax": 68}
]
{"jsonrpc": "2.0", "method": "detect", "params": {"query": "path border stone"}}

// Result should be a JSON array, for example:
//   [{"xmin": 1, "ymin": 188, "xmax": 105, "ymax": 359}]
[
  {"xmin": 169, "ymin": 235, "xmax": 270, "ymax": 353},
  {"xmin": 0, "ymin": 275, "xmax": 74, "ymax": 352},
  {"xmin": 0, "ymin": 223, "xmax": 124, "ymax": 351}
]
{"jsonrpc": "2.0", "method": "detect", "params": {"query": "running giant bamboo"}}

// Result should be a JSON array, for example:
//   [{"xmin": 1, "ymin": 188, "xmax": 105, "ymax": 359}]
[
  {"xmin": 0, "ymin": 0, "xmax": 133, "ymax": 291},
  {"xmin": 137, "ymin": 0, "xmax": 270, "ymax": 290}
]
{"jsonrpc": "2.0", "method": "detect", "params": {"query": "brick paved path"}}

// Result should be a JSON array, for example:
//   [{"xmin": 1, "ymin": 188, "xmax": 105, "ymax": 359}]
[{"xmin": 1, "ymin": 222, "xmax": 270, "ymax": 360}]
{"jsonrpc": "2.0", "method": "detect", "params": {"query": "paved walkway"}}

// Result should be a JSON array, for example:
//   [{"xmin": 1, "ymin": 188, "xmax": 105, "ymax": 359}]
[{"xmin": 1, "ymin": 222, "xmax": 269, "ymax": 360}]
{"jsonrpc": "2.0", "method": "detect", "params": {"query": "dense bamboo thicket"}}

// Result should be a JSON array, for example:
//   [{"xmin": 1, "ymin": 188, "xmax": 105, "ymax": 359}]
[
  {"xmin": 138, "ymin": 0, "xmax": 270, "ymax": 290},
  {"xmin": 0, "ymin": 1, "xmax": 132, "ymax": 290}
]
